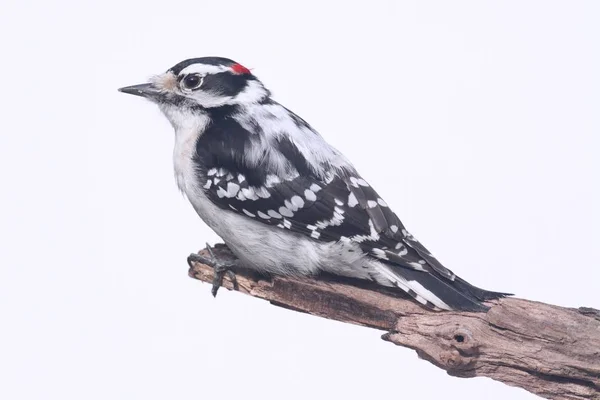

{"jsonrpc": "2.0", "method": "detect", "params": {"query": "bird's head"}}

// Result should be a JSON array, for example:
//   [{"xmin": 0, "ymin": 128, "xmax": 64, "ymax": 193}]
[{"xmin": 119, "ymin": 57, "xmax": 269, "ymax": 112}]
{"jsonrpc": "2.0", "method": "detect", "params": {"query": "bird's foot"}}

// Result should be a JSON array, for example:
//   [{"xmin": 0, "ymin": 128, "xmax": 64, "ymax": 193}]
[{"xmin": 187, "ymin": 243, "xmax": 239, "ymax": 297}]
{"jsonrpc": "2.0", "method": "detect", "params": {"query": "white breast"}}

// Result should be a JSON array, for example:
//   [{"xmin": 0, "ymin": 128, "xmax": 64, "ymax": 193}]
[
  {"xmin": 159, "ymin": 106, "xmax": 210, "ymax": 194},
  {"xmin": 161, "ymin": 107, "xmax": 240, "ymax": 242}
]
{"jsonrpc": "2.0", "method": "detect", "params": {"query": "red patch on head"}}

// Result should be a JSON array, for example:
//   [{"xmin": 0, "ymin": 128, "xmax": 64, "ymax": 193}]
[{"xmin": 231, "ymin": 63, "xmax": 251, "ymax": 75}]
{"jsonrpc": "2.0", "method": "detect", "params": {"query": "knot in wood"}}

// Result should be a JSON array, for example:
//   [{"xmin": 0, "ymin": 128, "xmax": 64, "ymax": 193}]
[
  {"xmin": 449, "ymin": 327, "xmax": 479, "ymax": 356},
  {"xmin": 437, "ymin": 326, "xmax": 480, "ymax": 371}
]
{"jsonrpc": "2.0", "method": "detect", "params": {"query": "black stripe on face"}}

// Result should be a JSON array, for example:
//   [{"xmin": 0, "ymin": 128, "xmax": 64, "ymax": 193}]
[{"xmin": 201, "ymin": 72, "xmax": 250, "ymax": 97}]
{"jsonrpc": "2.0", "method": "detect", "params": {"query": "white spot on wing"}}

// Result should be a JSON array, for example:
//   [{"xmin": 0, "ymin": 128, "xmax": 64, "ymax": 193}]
[
  {"xmin": 227, "ymin": 182, "xmax": 240, "ymax": 197},
  {"xmin": 291, "ymin": 195, "xmax": 305, "ymax": 209},
  {"xmin": 279, "ymin": 206, "xmax": 294, "ymax": 217},
  {"xmin": 394, "ymin": 243, "xmax": 408, "ymax": 255},
  {"xmin": 409, "ymin": 262, "xmax": 427, "ymax": 271},
  {"xmin": 255, "ymin": 187, "xmax": 271, "ymax": 198},
  {"xmin": 207, "ymin": 168, "xmax": 217, "ymax": 176},
  {"xmin": 368, "ymin": 219, "xmax": 380, "ymax": 240},
  {"xmin": 203, "ymin": 180, "xmax": 212, "ymax": 189},
  {"xmin": 241, "ymin": 187, "xmax": 259, "ymax": 200},
  {"xmin": 390, "ymin": 225, "xmax": 398, "ymax": 233},
  {"xmin": 311, "ymin": 231, "xmax": 321, "ymax": 239},
  {"xmin": 352, "ymin": 235, "xmax": 370, "ymax": 243},
  {"xmin": 315, "ymin": 221, "xmax": 328, "ymax": 229},
  {"xmin": 367, "ymin": 200, "xmax": 378, "ymax": 208},
  {"xmin": 242, "ymin": 209, "xmax": 255, "ymax": 217},
  {"xmin": 377, "ymin": 198, "xmax": 388, "ymax": 207},
  {"xmin": 268, "ymin": 210, "xmax": 282, "ymax": 219},
  {"xmin": 304, "ymin": 189, "xmax": 317, "ymax": 201},
  {"xmin": 372, "ymin": 248, "xmax": 389, "ymax": 260},
  {"xmin": 331, "ymin": 211, "xmax": 344, "ymax": 225},
  {"xmin": 257, "ymin": 211, "xmax": 270, "ymax": 219},
  {"xmin": 309, "ymin": 183, "xmax": 321, "ymax": 192},
  {"xmin": 348, "ymin": 192, "xmax": 358, "ymax": 207}
]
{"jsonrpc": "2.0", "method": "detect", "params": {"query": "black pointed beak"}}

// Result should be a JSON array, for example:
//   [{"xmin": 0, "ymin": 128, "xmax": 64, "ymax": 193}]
[{"xmin": 118, "ymin": 83, "xmax": 161, "ymax": 99}]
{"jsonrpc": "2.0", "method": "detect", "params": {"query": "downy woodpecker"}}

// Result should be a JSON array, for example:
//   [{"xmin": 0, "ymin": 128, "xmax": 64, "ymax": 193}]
[{"xmin": 119, "ymin": 57, "xmax": 509, "ymax": 311}]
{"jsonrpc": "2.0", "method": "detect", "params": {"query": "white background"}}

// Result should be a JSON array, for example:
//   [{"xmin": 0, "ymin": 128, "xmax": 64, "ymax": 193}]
[{"xmin": 1, "ymin": 1, "xmax": 598, "ymax": 399}]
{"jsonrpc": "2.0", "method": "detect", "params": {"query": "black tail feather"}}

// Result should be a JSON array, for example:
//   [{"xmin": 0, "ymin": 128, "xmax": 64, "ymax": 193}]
[
  {"xmin": 391, "ymin": 267, "xmax": 490, "ymax": 312},
  {"xmin": 452, "ymin": 276, "xmax": 513, "ymax": 301},
  {"xmin": 387, "ymin": 265, "xmax": 512, "ymax": 312}
]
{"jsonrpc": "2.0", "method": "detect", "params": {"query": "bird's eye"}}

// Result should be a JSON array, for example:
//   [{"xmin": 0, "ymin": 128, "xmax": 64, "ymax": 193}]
[{"xmin": 181, "ymin": 74, "xmax": 203, "ymax": 90}]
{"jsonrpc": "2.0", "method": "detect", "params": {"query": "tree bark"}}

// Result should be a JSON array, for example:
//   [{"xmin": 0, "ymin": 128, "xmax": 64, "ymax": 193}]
[{"xmin": 188, "ymin": 244, "xmax": 600, "ymax": 400}]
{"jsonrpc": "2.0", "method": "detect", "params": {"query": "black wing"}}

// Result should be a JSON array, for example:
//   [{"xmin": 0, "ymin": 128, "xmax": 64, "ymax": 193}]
[{"xmin": 202, "ymin": 163, "xmax": 455, "ymax": 279}]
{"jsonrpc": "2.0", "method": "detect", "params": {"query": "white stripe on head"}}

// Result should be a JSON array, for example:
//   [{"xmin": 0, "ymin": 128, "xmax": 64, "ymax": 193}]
[{"xmin": 178, "ymin": 64, "xmax": 232, "ymax": 76}]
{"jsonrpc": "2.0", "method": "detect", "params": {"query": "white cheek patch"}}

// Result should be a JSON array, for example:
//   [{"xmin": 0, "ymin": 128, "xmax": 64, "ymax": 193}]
[{"xmin": 190, "ymin": 91, "xmax": 234, "ymax": 108}]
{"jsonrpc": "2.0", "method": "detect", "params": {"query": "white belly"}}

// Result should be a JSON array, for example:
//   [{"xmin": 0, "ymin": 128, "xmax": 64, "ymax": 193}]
[{"xmin": 186, "ymin": 187, "xmax": 338, "ymax": 276}]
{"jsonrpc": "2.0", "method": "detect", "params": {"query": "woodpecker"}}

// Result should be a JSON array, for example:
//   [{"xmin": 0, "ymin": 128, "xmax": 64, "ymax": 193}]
[{"xmin": 119, "ymin": 57, "xmax": 509, "ymax": 311}]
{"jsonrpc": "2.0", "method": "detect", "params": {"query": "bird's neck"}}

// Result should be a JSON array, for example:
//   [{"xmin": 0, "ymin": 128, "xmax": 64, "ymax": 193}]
[{"xmin": 164, "ymin": 106, "xmax": 211, "ymax": 194}]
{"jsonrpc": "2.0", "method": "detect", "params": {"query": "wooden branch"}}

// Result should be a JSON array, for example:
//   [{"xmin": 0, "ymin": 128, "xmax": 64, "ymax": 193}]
[{"xmin": 188, "ymin": 244, "xmax": 600, "ymax": 400}]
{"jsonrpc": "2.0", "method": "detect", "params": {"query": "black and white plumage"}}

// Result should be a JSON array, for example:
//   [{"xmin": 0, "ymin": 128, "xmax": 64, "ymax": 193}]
[{"xmin": 119, "ymin": 57, "xmax": 509, "ymax": 311}]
